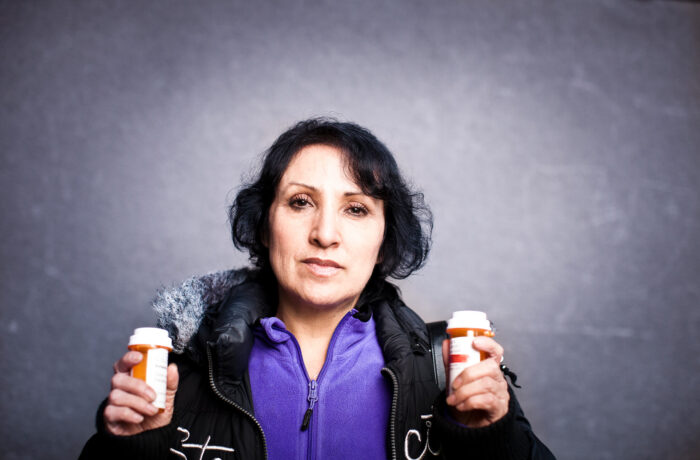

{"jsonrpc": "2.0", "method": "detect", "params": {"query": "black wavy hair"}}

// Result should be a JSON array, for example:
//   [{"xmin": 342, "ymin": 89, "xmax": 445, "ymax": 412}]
[{"xmin": 229, "ymin": 117, "xmax": 432, "ymax": 288}]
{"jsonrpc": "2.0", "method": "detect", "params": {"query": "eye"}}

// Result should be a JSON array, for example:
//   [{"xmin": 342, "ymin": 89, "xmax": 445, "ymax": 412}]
[
  {"xmin": 289, "ymin": 194, "xmax": 312, "ymax": 209},
  {"xmin": 346, "ymin": 203, "xmax": 369, "ymax": 216}
]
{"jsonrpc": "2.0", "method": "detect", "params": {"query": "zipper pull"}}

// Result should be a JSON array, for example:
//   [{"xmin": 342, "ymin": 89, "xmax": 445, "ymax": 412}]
[
  {"xmin": 301, "ymin": 380, "xmax": 318, "ymax": 431},
  {"xmin": 301, "ymin": 408, "xmax": 312, "ymax": 431}
]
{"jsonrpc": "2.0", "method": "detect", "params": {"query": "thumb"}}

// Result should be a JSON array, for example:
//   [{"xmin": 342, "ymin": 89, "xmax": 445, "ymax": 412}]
[
  {"xmin": 166, "ymin": 363, "xmax": 179, "ymax": 392},
  {"xmin": 164, "ymin": 363, "xmax": 179, "ymax": 412}
]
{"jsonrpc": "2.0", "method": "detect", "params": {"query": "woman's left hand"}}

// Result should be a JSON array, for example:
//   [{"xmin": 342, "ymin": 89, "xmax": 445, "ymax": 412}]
[{"xmin": 441, "ymin": 337, "xmax": 509, "ymax": 428}]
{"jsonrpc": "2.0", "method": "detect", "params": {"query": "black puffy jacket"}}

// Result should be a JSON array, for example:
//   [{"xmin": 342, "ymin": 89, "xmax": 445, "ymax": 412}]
[{"xmin": 80, "ymin": 269, "xmax": 555, "ymax": 459}]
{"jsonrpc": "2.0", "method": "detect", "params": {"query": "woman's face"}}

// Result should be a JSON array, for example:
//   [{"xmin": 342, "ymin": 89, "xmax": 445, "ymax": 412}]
[{"xmin": 267, "ymin": 144, "xmax": 385, "ymax": 313}]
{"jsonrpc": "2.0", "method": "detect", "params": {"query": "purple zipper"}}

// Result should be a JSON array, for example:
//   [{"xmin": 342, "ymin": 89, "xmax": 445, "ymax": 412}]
[
  {"xmin": 273, "ymin": 310, "xmax": 356, "ymax": 458},
  {"xmin": 301, "ymin": 379, "xmax": 318, "ymax": 431}
]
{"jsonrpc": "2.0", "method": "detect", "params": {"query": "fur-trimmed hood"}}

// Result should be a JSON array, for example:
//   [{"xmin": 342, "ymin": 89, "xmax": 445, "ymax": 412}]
[{"xmin": 153, "ymin": 268, "xmax": 253, "ymax": 354}]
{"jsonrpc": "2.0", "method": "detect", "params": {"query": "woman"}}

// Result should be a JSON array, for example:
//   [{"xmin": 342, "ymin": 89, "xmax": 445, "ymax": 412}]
[{"xmin": 80, "ymin": 118, "xmax": 554, "ymax": 459}]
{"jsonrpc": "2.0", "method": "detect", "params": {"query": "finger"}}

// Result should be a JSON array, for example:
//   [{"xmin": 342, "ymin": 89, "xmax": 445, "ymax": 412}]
[
  {"xmin": 113, "ymin": 351, "xmax": 144, "ymax": 374},
  {"xmin": 108, "ymin": 388, "xmax": 159, "ymax": 416},
  {"xmin": 441, "ymin": 339, "xmax": 449, "ymax": 370},
  {"xmin": 450, "ymin": 358, "xmax": 504, "ymax": 390},
  {"xmin": 104, "ymin": 403, "xmax": 145, "ymax": 425},
  {"xmin": 454, "ymin": 391, "xmax": 508, "ymax": 414},
  {"xmin": 111, "ymin": 372, "xmax": 157, "ymax": 402},
  {"xmin": 471, "ymin": 336, "xmax": 504, "ymax": 361},
  {"xmin": 447, "ymin": 374, "xmax": 507, "ymax": 407}
]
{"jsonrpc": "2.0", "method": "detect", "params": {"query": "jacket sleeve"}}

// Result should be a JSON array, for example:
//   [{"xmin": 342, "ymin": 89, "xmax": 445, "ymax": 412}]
[
  {"xmin": 78, "ymin": 398, "xmax": 179, "ymax": 460},
  {"xmin": 431, "ymin": 386, "xmax": 556, "ymax": 460}
]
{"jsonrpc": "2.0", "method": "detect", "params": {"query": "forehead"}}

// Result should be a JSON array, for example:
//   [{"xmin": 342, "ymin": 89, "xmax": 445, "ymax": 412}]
[{"xmin": 280, "ymin": 144, "xmax": 355, "ymax": 185}]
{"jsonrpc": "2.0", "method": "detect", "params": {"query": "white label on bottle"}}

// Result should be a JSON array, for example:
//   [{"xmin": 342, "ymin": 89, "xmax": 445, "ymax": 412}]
[
  {"xmin": 145, "ymin": 348, "xmax": 169, "ymax": 409},
  {"xmin": 448, "ymin": 332, "xmax": 481, "ymax": 396}
]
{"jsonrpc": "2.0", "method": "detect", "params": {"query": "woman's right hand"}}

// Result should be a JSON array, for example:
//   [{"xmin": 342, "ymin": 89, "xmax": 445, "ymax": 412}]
[{"xmin": 104, "ymin": 351, "xmax": 179, "ymax": 436}]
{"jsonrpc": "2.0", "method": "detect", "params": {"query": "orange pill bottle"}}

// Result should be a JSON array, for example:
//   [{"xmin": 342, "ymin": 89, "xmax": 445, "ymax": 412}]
[
  {"xmin": 128, "ymin": 327, "xmax": 173, "ymax": 410},
  {"xmin": 446, "ymin": 311, "xmax": 494, "ymax": 396}
]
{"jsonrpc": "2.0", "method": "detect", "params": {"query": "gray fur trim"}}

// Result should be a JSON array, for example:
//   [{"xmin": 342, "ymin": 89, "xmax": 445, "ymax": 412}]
[{"xmin": 153, "ymin": 269, "xmax": 245, "ymax": 353}]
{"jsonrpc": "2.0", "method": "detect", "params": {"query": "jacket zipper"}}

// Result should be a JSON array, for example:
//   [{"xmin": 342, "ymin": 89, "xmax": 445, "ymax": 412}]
[
  {"xmin": 301, "ymin": 379, "xmax": 318, "ymax": 431},
  {"xmin": 275, "ymin": 311, "xmax": 354, "ymax": 459},
  {"xmin": 381, "ymin": 367, "xmax": 399, "ymax": 460},
  {"xmin": 206, "ymin": 345, "xmax": 268, "ymax": 459}
]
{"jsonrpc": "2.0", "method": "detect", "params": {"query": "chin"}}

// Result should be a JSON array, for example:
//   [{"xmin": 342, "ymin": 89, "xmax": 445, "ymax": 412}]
[{"xmin": 297, "ymin": 288, "xmax": 358, "ymax": 311}]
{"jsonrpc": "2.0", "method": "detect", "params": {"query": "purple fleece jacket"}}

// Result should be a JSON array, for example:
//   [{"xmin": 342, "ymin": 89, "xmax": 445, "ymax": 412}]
[{"xmin": 248, "ymin": 310, "xmax": 391, "ymax": 460}]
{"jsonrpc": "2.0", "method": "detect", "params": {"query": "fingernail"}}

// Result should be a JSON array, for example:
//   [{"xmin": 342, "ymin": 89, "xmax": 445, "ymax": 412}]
[
  {"xmin": 131, "ymin": 352, "xmax": 142, "ymax": 362},
  {"xmin": 452, "ymin": 378, "xmax": 461, "ymax": 389},
  {"xmin": 147, "ymin": 389, "xmax": 156, "ymax": 401},
  {"xmin": 446, "ymin": 395, "xmax": 455, "ymax": 405},
  {"xmin": 148, "ymin": 404, "xmax": 158, "ymax": 414}
]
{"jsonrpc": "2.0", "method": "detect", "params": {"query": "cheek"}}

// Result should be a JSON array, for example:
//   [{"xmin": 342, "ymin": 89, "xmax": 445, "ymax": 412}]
[
  {"xmin": 266, "ymin": 223, "xmax": 284, "ymax": 271},
  {"xmin": 269, "ymin": 235, "xmax": 291, "ymax": 264},
  {"xmin": 268, "ymin": 239, "xmax": 296, "ymax": 287},
  {"xmin": 358, "ymin": 222, "xmax": 385, "ymax": 264},
  {"xmin": 268, "ymin": 223, "xmax": 303, "ymax": 267},
  {"xmin": 374, "ymin": 221, "xmax": 386, "ymax": 258}
]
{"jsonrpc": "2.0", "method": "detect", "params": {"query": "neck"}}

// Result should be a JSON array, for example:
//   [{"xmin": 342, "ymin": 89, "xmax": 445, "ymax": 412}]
[
  {"xmin": 276, "ymin": 296, "xmax": 357, "ymax": 379},
  {"xmin": 276, "ymin": 299, "xmax": 355, "ymax": 341}
]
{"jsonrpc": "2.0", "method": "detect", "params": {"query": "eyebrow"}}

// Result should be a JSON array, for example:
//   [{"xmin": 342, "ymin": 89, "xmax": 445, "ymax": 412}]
[{"xmin": 287, "ymin": 181, "xmax": 364, "ymax": 197}]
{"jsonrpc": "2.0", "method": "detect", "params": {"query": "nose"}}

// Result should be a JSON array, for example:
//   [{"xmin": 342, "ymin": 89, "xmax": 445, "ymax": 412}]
[{"xmin": 309, "ymin": 206, "xmax": 340, "ymax": 248}]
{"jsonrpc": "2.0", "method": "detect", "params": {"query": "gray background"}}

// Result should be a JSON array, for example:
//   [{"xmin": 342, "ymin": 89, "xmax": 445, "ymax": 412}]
[{"xmin": 1, "ymin": 1, "xmax": 699, "ymax": 459}]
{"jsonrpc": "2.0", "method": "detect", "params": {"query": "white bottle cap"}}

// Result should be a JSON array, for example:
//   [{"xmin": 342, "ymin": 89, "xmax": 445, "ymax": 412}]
[
  {"xmin": 447, "ymin": 310, "xmax": 491, "ymax": 331},
  {"xmin": 128, "ymin": 327, "xmax": 173, "ymax": 349}
]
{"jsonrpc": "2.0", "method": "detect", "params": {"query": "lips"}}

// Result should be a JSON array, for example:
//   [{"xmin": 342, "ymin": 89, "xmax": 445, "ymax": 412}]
[{"xmin": 302, "ymin": 258, "xmax": 342, "ymax": 277}]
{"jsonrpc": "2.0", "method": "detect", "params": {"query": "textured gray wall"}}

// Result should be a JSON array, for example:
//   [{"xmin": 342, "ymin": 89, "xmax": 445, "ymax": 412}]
[{"xmin": 1, "ymin": 1, "xmax": 699, "ymax": 459}]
